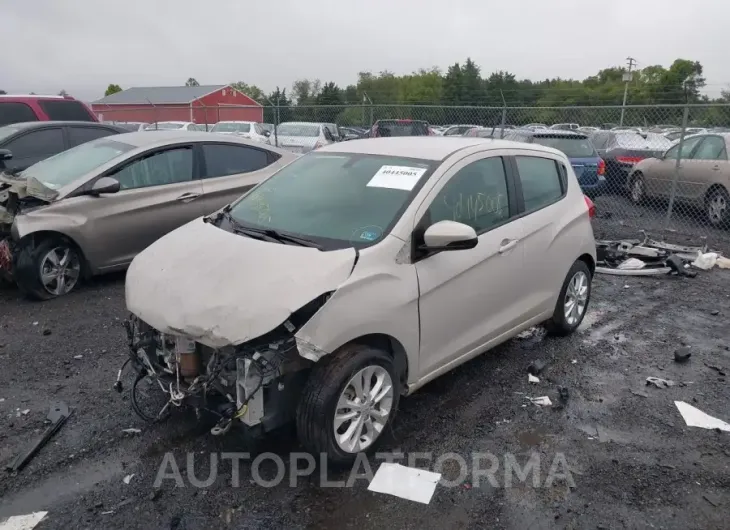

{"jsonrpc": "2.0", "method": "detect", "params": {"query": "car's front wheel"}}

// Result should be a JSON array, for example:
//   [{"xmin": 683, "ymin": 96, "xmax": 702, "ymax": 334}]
[
  {"xmin": 296, "ymin": 344, "xmax": 399, "ymax": 466},
  {"xmin": 629, "ymin": 173, "xmax": 646, "ymax": 204},
  {"xmin": 545, "ymin": 260, "xmax": 592, "ymax": 336},
  {"xmin": 15, "ymin": 237, "xmax": 83, "ymax": 300}
]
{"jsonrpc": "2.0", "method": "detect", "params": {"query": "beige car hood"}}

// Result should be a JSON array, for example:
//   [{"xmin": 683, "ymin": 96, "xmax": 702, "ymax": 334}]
[
  {"xmin": 125, "ymin": 218, "xmax": 357, "ymax": 348},
  {"xmin": 0, "ymin": 172, "xmax": 59, "ymax": 224}
]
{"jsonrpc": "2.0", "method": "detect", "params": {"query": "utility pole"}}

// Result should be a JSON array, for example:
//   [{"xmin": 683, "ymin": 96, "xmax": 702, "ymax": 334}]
[{"xmin": 619, "ymin": 57, "xmax": 636, "ymax": 127}]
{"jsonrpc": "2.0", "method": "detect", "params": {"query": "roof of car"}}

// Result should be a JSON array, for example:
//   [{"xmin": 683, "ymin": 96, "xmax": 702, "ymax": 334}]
[
  {"xmin": 109, "ymin": 130, "xmax": 286, "ymax": 150},
  {"xmin": 319, "ymin": 137, "xmax": 564, "ymax": 160},
  {"xmin": 1, "ymin": 121, "xmax": 126, "ymax": 132}
]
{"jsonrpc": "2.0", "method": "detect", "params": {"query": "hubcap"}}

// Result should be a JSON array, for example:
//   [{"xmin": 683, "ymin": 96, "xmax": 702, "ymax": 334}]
[
  {"xmin": 632, "ymin": 179, "xmax": 643, "ymax": 202},
  {"xmin": 40, "ymin": 246, "xmax": 81, "ymax": 296},
  {"xmin": 708, "ymin": 194, "xmax": 727, "ymax": 224},
  {"xmin": 334, "ymin": 365, "xmax": 393, "ymax": 453},
  {"xmin": 564, "ymin": 271, "xmax": 589, "ymax": 326}
]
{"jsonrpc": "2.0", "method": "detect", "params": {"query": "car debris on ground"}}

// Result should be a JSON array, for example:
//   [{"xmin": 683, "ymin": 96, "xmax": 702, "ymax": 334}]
[
  {"xmin": 6, "ymin": 402, "xmax": 70, "ymax": 472},
  {"xmin": 675, "ymin": 401, "xmax": 730, "ymax": 432},
  {"xmin": 528, "ymin": 374, "xmax": 540, "ymax": 384},
  {"xmin": 528, "ymin": 396, "xmax": 553, "ymax": 407},
  {"xmin": 646, "ymin": 376, "xmax": 676, "ymax": 388},
  {"xmin": 595, "ymin": 232, "xmax": 726, "ymax": 278},
  {"xmin": 674, "ymin": 347, "xmax": 692, "ymax": 363},
  {"xmin": 367, "ymin": 463, "xmax": 441, "ymax": 504}
]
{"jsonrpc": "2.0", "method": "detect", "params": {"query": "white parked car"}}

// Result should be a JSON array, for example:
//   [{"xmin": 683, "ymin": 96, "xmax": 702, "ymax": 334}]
[
  {"xmin": 272, "ymin": 122, "xmax": 337, "ymax": 153},
  {"xmin": 143, "ymin": 121, "xmax": 201, "ymax": 131},
  {"xmin": 210, "ymin": 121, "xmax": 270, "ymax": 143},
  {"xmin": 122, "ymin": 137, "xmax": 597, "ymax": 464}
]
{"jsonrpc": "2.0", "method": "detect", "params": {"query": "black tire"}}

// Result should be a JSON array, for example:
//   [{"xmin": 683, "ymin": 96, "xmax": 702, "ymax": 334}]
[
  {"xmin": 14, "ymin": 237, "xmax": 83, "ymax": 301},
  {"xmin": 629, "ymin": 172, "xmax": 646, "ymax": 205},
  {"xmin": 296, "ymin": 344, "xmax": 400, "ymax": 466},
  {"xmin": 545, "ymin": 260, "xmax": 592, "ymax": 336},
  {"xmin": 705, "ymin": 186, "xmax": 730, "ymax": 228}
]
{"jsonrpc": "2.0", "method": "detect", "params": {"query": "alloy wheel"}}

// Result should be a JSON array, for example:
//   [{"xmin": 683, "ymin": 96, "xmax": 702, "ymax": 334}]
[
  {"xmin": 564, "ymin": 271, "xmax": 589, "ymax": 326},
  {"xmin": 39, "ymin": 246, "xmax": 81, "ymax": 296}
]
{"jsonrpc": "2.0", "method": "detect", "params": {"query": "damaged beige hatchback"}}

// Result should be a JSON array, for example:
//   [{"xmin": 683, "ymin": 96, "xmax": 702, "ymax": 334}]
[{"xmin": 120, "ymin": 137, "xmax": 597, "ymax": 464}]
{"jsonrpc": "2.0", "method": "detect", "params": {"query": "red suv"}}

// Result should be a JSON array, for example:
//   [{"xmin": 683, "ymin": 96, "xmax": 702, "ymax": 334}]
[{"xmin": 0, "ymin": 95, "xmax": 98, "ymax": 127}]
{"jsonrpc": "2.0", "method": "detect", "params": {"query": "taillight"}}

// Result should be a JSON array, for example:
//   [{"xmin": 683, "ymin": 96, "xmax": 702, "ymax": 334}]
[
  {"xmin": 597, "ymin": 159, "xmax": 605, "ymax": 176},
  {"xmin": 616, "ymin": 156, "xmax": 643, "ymax": 165},
  {"xmin": 584, "ymin": 195, "xmax": 596, "ymax": 218}
]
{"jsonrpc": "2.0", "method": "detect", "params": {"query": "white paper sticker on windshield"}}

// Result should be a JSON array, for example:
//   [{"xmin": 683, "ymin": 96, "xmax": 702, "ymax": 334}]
[{"xmin": 367, "ymin": 165, "xmax": 427, "ymax": 191}]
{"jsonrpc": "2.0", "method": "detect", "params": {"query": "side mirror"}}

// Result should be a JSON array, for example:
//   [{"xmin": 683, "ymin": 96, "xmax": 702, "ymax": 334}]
[
  {"xmin": 422, "ymin": 220, "xmax": 478, "ymax": 251},
  {"xmin": 263, "ymin": 130, "xmax": 271, "ymax": 137},
  {"xmin": 90, "ymin": 176, "xmax": 120, "ymax": 196},
  {"xmin": 0, "ymin": 149, "xmax": 12, "ymax": 161}
]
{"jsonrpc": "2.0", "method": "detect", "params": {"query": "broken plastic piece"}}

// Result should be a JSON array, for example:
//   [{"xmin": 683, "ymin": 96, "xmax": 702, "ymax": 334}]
[
  {"xmin": 368, "ymin": 463, "xmax": 441, "ymax": 504},
  {"xmin": 528, "ymin": 374, "xmax": 540, "ymax": 384},
  {"xmin": 692, "ymin": 252, "xmax": 719, "ymax": 271},
  {"xmin": 646, "ymin": 376, "xmax": 676, "ymax": 388},
  {"xmin": 528, "ymin": 396, "xmax": 553, "ymax": 407},
  {"xmin": 6, "ymin": 402, "xmax": 70, "ymax": 472},
  {"xmin": 123, "ymin": 473, "xmax": 135, "ymax": 485},
  {"xmin": 675, "ymin": 401, "xmax": 730, "ymax": 432},
  {"xmin": 617, "ymin": 258, "xmax": 646, "ymax": 270},
  {"xmin": 666, "ymin": 255, "xmax": 697, "ymax": 278},
  {"xmin": 597, "ymin": 266, "xmax": 671, "ymax": 276}
]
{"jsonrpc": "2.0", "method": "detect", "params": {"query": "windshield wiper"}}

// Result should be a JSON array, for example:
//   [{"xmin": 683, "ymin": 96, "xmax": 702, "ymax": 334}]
[{"xmin": 234, "ymin": 225, "xmax": 323, "ymax": 250}]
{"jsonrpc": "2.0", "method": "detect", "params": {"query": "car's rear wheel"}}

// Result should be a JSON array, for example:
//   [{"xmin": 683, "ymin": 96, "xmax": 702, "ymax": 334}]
[
  {"xmin": 545, "ymin": 260, "xmax": 592, "ymax": 336},
  {"xmin": 296, "ymin": 344, "xmax": 399, "ymax": 466},
  {"xmin": 706, "ymin": 187, "xmax": 730, "ymax": 228},
  {"xmin": 629, "ymin": 173, "xmax": 646, "ymax": 204},
  {"xmin": 15, "ymin": 237, "xmax": 83, "ymax": 300}
]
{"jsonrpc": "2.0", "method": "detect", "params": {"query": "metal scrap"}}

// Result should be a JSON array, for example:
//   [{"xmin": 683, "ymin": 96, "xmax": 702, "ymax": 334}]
[
  {"xmin": 646, "ymin": 376, "xmax": 676, "ymax": 388},
  {"xmin": 6, "ymin": 401, "xmax": 71, "ymax": 472}
]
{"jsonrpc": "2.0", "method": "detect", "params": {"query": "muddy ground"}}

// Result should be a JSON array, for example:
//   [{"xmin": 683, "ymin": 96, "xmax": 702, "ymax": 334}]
[{"xmin": 1, "ymin": 258, "xmax": 729, "ymax": 529}]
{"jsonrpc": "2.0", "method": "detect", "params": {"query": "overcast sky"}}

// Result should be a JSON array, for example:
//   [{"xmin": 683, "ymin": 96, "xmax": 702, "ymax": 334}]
[{"xmin": 1, "ymin": 0, "xmax": 728, "ymax": 102}]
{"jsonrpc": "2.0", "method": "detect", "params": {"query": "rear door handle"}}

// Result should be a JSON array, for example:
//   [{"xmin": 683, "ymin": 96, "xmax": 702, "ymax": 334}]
[
  {"xmin": 176, "ymin": 192, "xmax": 201, "ymax": 203},
  {"xmin": 499, "ymin": 239, "xmax": 519, "ymax": 254},
  {"xmin": 712, "ymin": 165, "xmax": 721, "ymax": 171}
]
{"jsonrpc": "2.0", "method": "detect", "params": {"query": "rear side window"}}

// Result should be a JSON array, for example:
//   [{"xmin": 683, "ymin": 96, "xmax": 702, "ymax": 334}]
[
  {"xmin": 590, "ymin": 132, "xmax": 610, "ymax": 149},
  {"xmin": 532, "ymin": 136, "xmax": 596, "ymax": 158},
  {"xmin": 5, "ymin": 128, "xmax": 65, "ymax": 158},
  {"xmin": 515, "ymin": 156, "xmax": 563, "ymax": 212},
  {"xmin": 67, "ymin": 126, "xmax": 119, "ymax": 147},
  {"xmin": 0, "ymin": 102, "xmax": 38, "ymax": 126},
  {"xmin": 38, "ymin": 100, "xmax": 95, "ymax": 122},
  {"xmin": 374, "ymin": 121, "xmax": 429, "ymax": 137},
  {"xmin": 201, "ymin": 144, "xmax": 270, "ymax": 178}
]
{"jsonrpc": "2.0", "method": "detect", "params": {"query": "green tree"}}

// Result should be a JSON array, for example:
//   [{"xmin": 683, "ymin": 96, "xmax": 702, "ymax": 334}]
[
  {"xmin": 230, "ymin": 81, "xmax": 266, "ymax": 103},
  {"xmin": 185, "ymin": 78, "xmax": 200, "ymax": 87},
  {"xmin": 316, "ymin": 82, "xmax": 343, "ymax": 106},
  {"xmin": 0, "ymin": 89, "xmax": 8, "ymax": 95},
  {"xmin": 104, "ymin": 84, "xmax": 122, "ymax": 97}
]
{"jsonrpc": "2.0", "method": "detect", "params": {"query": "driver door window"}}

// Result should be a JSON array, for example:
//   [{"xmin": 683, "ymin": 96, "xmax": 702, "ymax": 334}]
[
  {"xmin": 112, "ymin": 147, "xmax": 194, "ymax": 190},
  {"xmin": 665, "ymin": 135, "xmax": 703, "ymax": 160},
  {"xmin": 692, "ymin": 136, "xmax": 727, "ymax": 160}
]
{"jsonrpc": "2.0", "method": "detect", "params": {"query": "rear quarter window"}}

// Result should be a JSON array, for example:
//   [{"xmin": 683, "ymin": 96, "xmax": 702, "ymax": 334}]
[
  {"xmin": 515, "ymin": 156, "xmax": 564, "ymax": 212},
  {"xmin": 38, "ymin": 100, "xmax": 96, "ymax": 121},
  {"xmin": 0, "ymin": 102, "xmax": 39, "ymax": 126}
]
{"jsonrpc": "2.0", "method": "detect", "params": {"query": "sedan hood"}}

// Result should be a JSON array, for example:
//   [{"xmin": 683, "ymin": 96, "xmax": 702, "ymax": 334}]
[{"xmin": 125, "ymin": 218, "xmax": 357, "ymax": 348}]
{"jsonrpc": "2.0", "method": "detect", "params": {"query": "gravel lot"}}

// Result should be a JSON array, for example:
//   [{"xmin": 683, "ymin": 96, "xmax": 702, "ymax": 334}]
[{"xmin": 1, "ymin": 259, "xmax": 729, "ymax": 529}]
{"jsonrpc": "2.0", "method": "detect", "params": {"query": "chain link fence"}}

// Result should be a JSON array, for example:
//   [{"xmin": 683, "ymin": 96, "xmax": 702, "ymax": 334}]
[{"xmin": 95, "ymin": 103, "xmax": 730, "ymax": 249}]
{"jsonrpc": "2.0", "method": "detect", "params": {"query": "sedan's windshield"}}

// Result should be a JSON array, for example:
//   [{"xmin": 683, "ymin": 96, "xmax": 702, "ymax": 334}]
[
  {"xmin": 21, "ymin": 139, "xmax": 134, "ymax": 190},
  {"xmin": 0, "ymin": 125, "xmax": 22, "ymax": 143},
  {"xmin": 276, "ymin": 124, "xmax": 320, "ymax": 137},
  {"xmin": 228, "ymin": 153, "xmax": 435, "ymax": 249},
  {"xmin": 212, "ymin": 122, "xmax": 251, "ymax": 133},
  {"xmin": 532, "ymin": 136, "xmax": 597, "ymax": 158}
]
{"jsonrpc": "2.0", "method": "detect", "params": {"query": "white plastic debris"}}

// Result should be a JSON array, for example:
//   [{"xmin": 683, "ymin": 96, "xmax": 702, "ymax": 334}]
[
  {"xmin": 716, "ymin": 256, "xmax": 730, "ymax": 269},
  {"xmin": 529, "ymin": 396, "xmax": 553, "ymax": 407},
  {"xmin": 122, "ymin": 428, "xmax": 141, "ymax": 434},
  {"xmin": 32, "ymin": 322, "xmax": 39, "ymax": 326},
  {"xmin": 692, "ymin": 252, "xmax": 719, "ymax": 270},
  {"xmin": 675, "ymin": 401, "xmax": 730, "ymax": 432},
  {"xmin": 646, "ymin": 376, "xmax": 675, "ymax": 388},
  {"xmin": 571, "ymin": 359, "xmax": 578, "ymax": 364},
  {"xmin": 0, "ymin": 511, "xmax": 48, "ymax": 530},
  {"xmin": 73, "ymin": 355, "xmax": 83, "ymax": 360},
  {"xmin": 528, "ymin": 374, "xmax": 540, "ymax": 384},
  {"xmin": 368, "ymin": 463, "xmax": 441, "ymax": 504},
  {"xmin": 624, "ymin": 284, "xmax": 630, "ymax": 289},
  {"xmin": 123, "ymin": 474, "xmax": 135, "ymax": 485},
  {"xmin": 0, "ymin": 398, "xmax": 5, "ymax": 402},
  {"xmin": 617, "ymin": 258, "xmax": 646, "ymax": 270}
]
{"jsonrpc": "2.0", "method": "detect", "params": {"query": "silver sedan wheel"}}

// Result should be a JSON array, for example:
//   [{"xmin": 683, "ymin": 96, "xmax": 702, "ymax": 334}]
[
  {"xmin": 708, "ymin": 193, "xmax": 727, "ymax": 225},
  {"xmin": 40, "ymin": 246, "xmax": 81, "ymax": 296},
  {"xmin": 631, "ymin": 177, "xmax": 644, "ymax": 203},
  {"xmin": 564, "ymin": 271, "xmax": 589, "ymax": 326},
  {"xmin": 334, "ymin": 365, "xmax": 394, "ymax": 453}
]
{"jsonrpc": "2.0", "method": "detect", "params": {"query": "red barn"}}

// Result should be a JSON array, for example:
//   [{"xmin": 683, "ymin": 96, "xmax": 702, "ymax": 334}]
[{"xmin": 91, "ymin": 85, "xmax": 263, "ymax": 125}]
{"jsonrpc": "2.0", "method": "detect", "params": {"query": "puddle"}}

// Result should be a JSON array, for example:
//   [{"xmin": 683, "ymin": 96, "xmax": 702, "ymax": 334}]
[{"xmin": 0, "ymin": 456, "xmax": 126, "ymax": 518}]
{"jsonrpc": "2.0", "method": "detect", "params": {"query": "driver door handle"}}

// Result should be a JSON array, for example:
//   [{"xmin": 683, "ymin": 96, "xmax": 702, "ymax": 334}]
[
  {"xmin": 176, "ymin": 192, "xmax": 201, "ymax": 203},
  {"xmin": 499, "ymin": 239, "xmax": 519, "ymax": 254}
]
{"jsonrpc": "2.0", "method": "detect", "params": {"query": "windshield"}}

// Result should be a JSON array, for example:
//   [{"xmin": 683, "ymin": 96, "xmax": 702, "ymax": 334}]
[
  {"xmin": 276, "ymin": 124, "xmax": 320, "ymax": 137},
  {"xmin": 532, "ymin": 136, "xmax": 597, "ymax": 158},
  {"xmin": 0, "ymin": 125, "xmax": 22, "ymax": 143},
  {"xmin": 21, "ymin": 139, "xmax": 134, "ymax": 190},
  {"xmin": 614, "ymin": 132, "xmax": 672, "ymax": 150},
  {"xmin": 146, "ymin": 122, "xmax": 184, "ymax": 130},
  {"xmin": 228, "ymin": 153, "xmax": 435, "ymax": 249},
  {"xmin": 212, "ymin": 122, "xmax": 251, "ymax": 133}
]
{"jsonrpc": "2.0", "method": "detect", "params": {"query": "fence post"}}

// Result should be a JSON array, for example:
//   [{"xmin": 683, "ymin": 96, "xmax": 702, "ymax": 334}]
[
  {"xmin": 664, "ymin": 105, "xmax": 690, "ymax": 229},
  {"xmin": 499, "ymin": 90, "xmax": 507, "ymax": 138}
]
